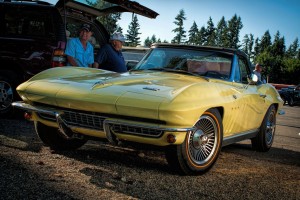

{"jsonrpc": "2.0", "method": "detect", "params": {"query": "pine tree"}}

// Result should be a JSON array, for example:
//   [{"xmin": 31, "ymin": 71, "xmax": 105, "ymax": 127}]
[
  {"xmin": 204, "ymin": 17, "xmax": 216, "ymax": 46},
  {"xmin": 227, "ymin": 14, "xmax": 243, "ymax": 49},
  {"xmin": 260, "ymin": 30, "xmax": 272, "ymax": 52},
  {"xmin": 125, "ymin": 15, "xmax": 141, "ymax": 47},
  {"xmin": 253, "ymin": 37, "xmax": 261, "ymax": 61},
  {"xmin": 286, "ymin": 38, "xmax": 299, "ymax": 58},
  {"xmin": 197, "ymin": 26, "xmax": 206, "ymax": 45},
  {"xmin": 171, "ymin": 9, "xmax": 186, "ymax": 44},
  {"xmin": 215, "ymin": 16, "xmax": 228, "ymax": 47},
  {"xmin": 188, "ymin": 21, "xmax": 198, "ymax": 45},
  {"xmin": 144, "ymin": 37, "xmax": 151, "ymax": 47},
  {"xmin": 271, "ymin": 31, "xmax": 285, "ymax": 57},
  {"xmin": 242, "ymin": 34, "xmax": 250, "ymax": 57}
]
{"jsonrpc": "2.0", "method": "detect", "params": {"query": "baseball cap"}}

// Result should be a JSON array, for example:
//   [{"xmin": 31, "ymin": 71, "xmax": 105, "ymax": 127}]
[
  {"xmin": 110, "ymin": 32, "xmax": 125, "ymax": 43},
  {"xmin": 81, "ymin": 24, "xmax": 91, "ymax": 32}
]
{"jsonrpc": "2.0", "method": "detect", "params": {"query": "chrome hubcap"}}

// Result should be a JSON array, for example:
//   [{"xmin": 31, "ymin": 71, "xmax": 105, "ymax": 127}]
[
  {"xmin": 0, "ymin": 81, "xmax": 13, "ymax": 111},
  {"xmin": 266, "ymin": 110, "xmax": 275, "ymax": 145},
  {"xmin": 188, "ymin": 115, "xmax": 218, "ymax": 165}
]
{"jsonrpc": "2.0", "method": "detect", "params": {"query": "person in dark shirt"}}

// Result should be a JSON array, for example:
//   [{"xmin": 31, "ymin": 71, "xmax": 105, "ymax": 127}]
[{"xmin": 93, "ymin": 32, "xmax": 126, "ymax": 72}]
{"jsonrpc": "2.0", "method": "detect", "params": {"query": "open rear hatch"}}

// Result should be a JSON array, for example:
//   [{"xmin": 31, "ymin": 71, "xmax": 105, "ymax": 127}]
[{"xmin": 55, "ymin": 0, "xmax": 159, "ymax": 19}]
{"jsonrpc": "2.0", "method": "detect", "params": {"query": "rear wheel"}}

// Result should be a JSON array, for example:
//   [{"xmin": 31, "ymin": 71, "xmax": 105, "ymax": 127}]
[
  {"xmin": 251, "ymin": 105, "xmax": 276, "ymax": 152},
  {"xmin": 165, "ymin": 108, "xmax": 223, "ymax": 175},
  {"xmin": 288, "ymin": 97, "xmax": 294, "ymax": 107},
  {"xmin": 35, "ymin": 122, "xmax": 87, "ymax": 150}
]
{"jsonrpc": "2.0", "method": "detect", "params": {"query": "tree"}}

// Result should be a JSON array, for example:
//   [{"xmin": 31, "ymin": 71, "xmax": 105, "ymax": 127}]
[
  {"xmin": 196, "ymin": 26, "xmax": 206, "ymax": 45},
  {"xmin": 253, "ymin": 37, "xmax": 261, "ymax": 60},
  {"xmin": 215, "ymin": 16, "xmax": 228, "ymax": 47},
  {"xmin": 89, "ymin": 0, "xmax": 121, "ymax": 35},
  {"xmin": 227, "ymin": 14, "xmax": 243, "ymax": 49},
  {"xmin": 125, "ymin": 15, "xmax": 141, "ymax": 47},
  {"xmin": 270, "ymin": 31, "xmax": 285, "ymax": 57},
  {"xmin": 242, "ymin": 33, "xmax": 254, "ymax": 61},
  {"xmin": 242, "ymin": 34, "xmax": 250, "ymax": 57},
  {"xmin": 188, "ymin": 21, "xmax": 198, "ymax": 45},
  {"xmin": 171, "ymin": 9, "xmax": 186, "ymax": 44},
  {"xmin": 286, "ymin": 38, "xmax": 299, "ymax": 58},
  {"xmin": 260, "ymin": 30, "xmax": 272, "ymax": 52},
  {"xmin": 204, "ymin": 17, "xmax": 216, "ymax": 46}
]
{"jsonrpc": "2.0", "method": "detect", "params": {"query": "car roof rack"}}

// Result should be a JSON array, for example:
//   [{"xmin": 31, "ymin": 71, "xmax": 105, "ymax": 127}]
[{"xmin": 1, "ymin": 0, "xmax": 52, "ymax": 5}]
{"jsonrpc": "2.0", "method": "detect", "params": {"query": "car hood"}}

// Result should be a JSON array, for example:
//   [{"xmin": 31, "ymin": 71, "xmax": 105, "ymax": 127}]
[
  {"xmin": 55, "ymin": 0, "xmax": 159, "ymax": 19},
  {"xmin": 17, "ymin": 68, "xmax": 209, "ymax": 119}
]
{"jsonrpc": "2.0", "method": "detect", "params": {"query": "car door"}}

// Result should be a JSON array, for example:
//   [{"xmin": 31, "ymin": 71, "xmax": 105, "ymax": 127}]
[{"xmin": 228, "ymin": 55, "xmax": 266, "ymax": 135}]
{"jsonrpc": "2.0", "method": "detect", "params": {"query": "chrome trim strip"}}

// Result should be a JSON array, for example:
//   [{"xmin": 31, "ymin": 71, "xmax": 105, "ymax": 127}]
[
  {"xmin": 12, "ymin": 101, "xmax": 60, "ymax": 116},
  {"xmin": 103, "ymin": 119, "xmax": 195, "ymax": 133},
  {"xmin": 222, "ymin": 129, "xmax": 259, "ymax": 147},
  {"xmin": 12, "ymin": 101, "xmax": 195, "ymax": 136}
]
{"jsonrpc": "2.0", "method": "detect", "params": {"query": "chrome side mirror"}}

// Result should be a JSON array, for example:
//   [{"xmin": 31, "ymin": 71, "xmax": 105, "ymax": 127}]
[{"xmin": 251, "ymin": 73, "xmax": 258, "ymax": 82}]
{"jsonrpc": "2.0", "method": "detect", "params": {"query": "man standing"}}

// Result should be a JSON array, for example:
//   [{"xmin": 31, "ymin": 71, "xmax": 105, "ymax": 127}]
[
  {"xmin": 93, "ymin": 32, "xmax": 127, "ymax": 73},
  {"xmin": 65, "ymin": 24, "xmax": 94, "ymax": 67}
]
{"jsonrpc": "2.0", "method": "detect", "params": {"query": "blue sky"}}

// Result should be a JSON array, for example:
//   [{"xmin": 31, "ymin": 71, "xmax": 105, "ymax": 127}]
[{"xmin": 47, "ymin": 0, "xmax": 300, "ymax": 47}]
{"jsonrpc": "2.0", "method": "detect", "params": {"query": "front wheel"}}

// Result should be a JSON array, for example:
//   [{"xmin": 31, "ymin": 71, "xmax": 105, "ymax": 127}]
[
  {"xmin": 251, "ymin": 105, "xmax": 276, "ymax": 152},
  {"xmin": 0, "ymin": 72, "xmax": 16, "ymax": 117},
  {"xmin": 35, "ymin": 122, "xmax": 87, "ymax": 150},
  {"xmin": 165, "ymin": 108, "xmax": 223, "ymax": 175}
]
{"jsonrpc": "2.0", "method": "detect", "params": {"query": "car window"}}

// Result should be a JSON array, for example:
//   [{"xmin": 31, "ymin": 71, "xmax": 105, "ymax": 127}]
[
  {"xmin": 4, "ymin": 8, "xmax": 54, "ymax": 38},
  {"xmin": 135, "ymin": 48, "xmax": 233, "ymax": 80},
  {"xmin": 237, "ymin": 56, "xmax": 249, "ymax": 84}
]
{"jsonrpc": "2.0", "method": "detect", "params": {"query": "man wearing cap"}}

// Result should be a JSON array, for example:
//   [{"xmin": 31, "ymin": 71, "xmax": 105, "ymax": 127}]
[
  {"xmin": 93, "ymin": 32, "xmax": 127, "ymax": 73},
  {"xmin": 65, "ymin": 23, "xmax": 94, "ymax": 67}
]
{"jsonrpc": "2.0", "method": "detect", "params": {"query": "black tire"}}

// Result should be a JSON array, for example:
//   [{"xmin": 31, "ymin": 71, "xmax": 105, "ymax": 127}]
[
  {"xmin": 35, "ymin": 121, "xmax": 87, "ymax": 150},
  {"xmin": 165, "ymin": 108, "xmax": 223, "ymax": 175},
  {"xmin": 0, "ymin": 72, "xmax": 16, "ymax": 117},
  {"xmin": 251, "ymin": 105, "xmax": 276, "ymax": 152},
  {"xmin": 288, "ymin": 97, "xmax": 294, "ymax": 107}
]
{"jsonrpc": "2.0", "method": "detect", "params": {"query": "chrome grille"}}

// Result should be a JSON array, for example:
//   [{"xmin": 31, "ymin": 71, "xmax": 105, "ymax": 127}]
[
  {"xmin": 62, "ymin": 111, "xmax": 106, "ymax": 130},
  {"xmin": 111, "ymin": 124, "xmax": 164, "ymax": 138}
]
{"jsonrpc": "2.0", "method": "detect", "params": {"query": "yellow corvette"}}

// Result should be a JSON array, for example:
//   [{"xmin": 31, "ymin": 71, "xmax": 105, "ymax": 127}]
[{"xmin": 13, "ymin": 44, "xmax": 284, "ymax": 175}]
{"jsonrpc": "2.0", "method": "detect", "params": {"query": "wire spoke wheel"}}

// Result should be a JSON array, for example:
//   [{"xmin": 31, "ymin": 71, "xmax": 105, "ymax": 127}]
[
  {"xmin": 188, "ymin": 115, "xmax": 218, "ymax": 165},
  {"xmin": 251, "ymin": 105, "xmax": 276, "ymax": 152},
  {"xmin": 165, "ymin": 108, "xmax": 223, "ymax": 175},
  {"xmin": 265, "ymin": 110, "xmax": 276, "ymax": 145}
]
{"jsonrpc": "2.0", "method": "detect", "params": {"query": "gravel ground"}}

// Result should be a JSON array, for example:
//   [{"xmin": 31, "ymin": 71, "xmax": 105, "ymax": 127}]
[{"xmin": 0, "ymin": 111, "xmax": 299, "ymax": 200}]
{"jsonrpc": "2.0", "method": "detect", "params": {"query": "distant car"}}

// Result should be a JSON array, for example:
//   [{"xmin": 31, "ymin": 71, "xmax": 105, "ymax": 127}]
[
  {"xmin": 13, "ymin": 43, "xmax": 284, "ymax": 175},
  {"xmin": 0, "ymin": 0, "xmax": 158, "ymax": 117},
  {"xmin": 283, "ymin": 84, "xmax": 300, "ymax": 106},
  {"xmin": 122, "ymin": 46, "xmax": 150, "ymax": 69}
]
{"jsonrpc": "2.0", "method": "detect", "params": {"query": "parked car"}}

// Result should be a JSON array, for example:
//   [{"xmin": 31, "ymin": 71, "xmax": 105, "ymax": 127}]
[
  {"xmin": 0, "ymin": 0, "xmax": 158, "ymax": 117},
  {"xmin": 122, "ymin": 46, "xmax": 150, "ymax": 69},
  {"xmin": 12, "ymin": 43, "xmax": 284, "ymax": 175},
  {"xmin": 280, "ymin": 84, "xmax": 300, "ymax": 106}
]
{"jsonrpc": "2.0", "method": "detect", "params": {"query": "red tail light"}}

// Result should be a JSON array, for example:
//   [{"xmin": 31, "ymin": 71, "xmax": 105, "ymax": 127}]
[{"xmin": 52, "ymin": 48, "xmax": 67, "ymax": 67}]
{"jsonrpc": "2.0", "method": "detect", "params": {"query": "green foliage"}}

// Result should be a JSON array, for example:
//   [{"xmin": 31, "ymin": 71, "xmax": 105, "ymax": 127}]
[
  {"xmin": 125, "ymin": 15, "xmax": 141, "ymax": 47},
  {"xmin": 90, "ymin": 0, "xmax": 121, "ymax": 35},
  {"xmin": 188, "ymin": 21, "xmax": 198, "ymax": 45},
  {"xmin": 171, "ymin": 9, "xmax": 187, "ymax": 44}
]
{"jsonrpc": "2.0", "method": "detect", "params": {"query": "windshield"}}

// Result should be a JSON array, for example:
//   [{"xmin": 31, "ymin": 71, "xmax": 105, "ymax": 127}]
[{"xmin": 133, "ymin": 48, "xmax": 233, "ymax": 80}]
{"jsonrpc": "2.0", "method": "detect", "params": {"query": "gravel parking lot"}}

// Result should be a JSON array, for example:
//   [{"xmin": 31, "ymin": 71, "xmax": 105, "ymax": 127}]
[{"xmin": 0, "ymin": 105, "xmax": 299, "ymax": 200}]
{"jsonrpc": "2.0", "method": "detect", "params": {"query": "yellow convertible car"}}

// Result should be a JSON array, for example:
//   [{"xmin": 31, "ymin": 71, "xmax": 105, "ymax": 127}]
[{"xmin": 13, "ymin": 44, "xmax": 284, "ymax": 175}]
